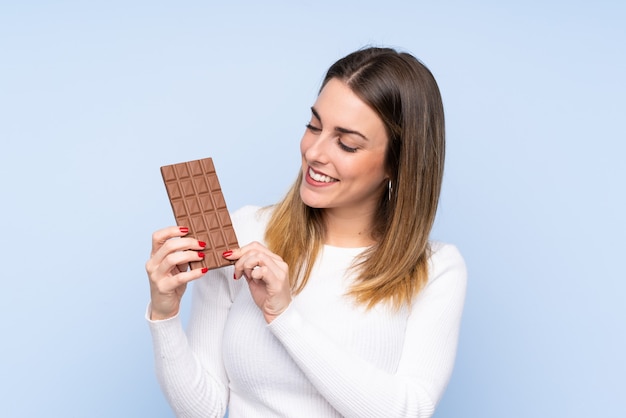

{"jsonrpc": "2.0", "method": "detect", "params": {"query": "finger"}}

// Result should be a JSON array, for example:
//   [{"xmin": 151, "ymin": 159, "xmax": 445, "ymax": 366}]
[
  {"xmin": 236, "ymin": 251, "xmax": 284, "ymax": 282},
  {"xmin": 249, "ymin": 264, "xmax": 266, "ymax": 281},
  {"xmin": 148, "ymin": 236, "xmax": 207, "ymax": 271},
  {"xmin": 233, "ymin": 249, "xmax": 270, "ymax": 280},
  {"xmin": 226, "ymin": 242, "xmax": 284, "ymax": 280},
  {"xmin": 223, "ymin": 241, "xmax": 282, "ymax": 261},
  {"xmin": 222, "ymin": 245, "xmax": 249, "ymax": 262},
  {"xmin": 147, "ymin": 246, "xmax": 206, "ymax": 280},
  {"xmin": 151, "ymin": 226, "xmax": 190, "ymax": 255},
  {"xmin": 155, "ymin": 249, "xmax": 206, "ymax": 278},
  {"xmin": 151, "ymin": 264, "xmax": 208, "ymax": 295}
]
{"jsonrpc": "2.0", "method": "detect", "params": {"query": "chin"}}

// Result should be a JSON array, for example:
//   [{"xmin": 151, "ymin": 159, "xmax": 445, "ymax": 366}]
[
  {"xmin": 299, "ymin": 188, "xmax": 327, "ymax": 209},
  {"xmin": 300, "ymin": 197, "xmax": 325, "ymax": 209}
]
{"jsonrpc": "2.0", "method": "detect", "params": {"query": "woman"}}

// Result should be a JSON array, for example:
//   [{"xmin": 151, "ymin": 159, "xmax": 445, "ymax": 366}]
[{"xmin": 146, "ymin": 47, "xmax": 467, "ymax": 417}]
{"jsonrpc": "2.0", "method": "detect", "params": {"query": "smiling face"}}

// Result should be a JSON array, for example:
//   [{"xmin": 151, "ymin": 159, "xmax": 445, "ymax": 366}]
[{"xmin": 299, "ymin": 78, "xmax": 389, "ymax": 218}]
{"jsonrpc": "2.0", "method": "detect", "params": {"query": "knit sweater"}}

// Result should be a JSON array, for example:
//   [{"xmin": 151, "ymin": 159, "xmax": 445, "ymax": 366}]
[{"xmin": 148, "ymin": 205, "xmax": 467, "ymax": 418}]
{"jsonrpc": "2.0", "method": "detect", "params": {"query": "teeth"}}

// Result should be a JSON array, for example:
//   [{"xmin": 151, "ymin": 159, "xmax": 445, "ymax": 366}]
[{"xmin": 309, "ymin": 168, "xmax": 337, "ymax": 183}]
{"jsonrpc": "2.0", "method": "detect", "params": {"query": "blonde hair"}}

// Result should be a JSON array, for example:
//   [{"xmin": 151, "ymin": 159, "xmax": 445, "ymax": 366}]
[{"xmin": 265, "ymin": 47, "xmax": 446, "ymax": 309}]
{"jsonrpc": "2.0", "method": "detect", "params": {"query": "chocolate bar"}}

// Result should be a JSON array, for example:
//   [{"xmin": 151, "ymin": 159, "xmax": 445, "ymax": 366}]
[{"xmin": 160, "ymin": 157, "xmax": 239, "ymax": 271}]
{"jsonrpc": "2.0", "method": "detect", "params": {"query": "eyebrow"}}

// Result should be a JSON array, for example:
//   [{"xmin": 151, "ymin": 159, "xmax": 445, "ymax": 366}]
[{"xmin": 310, "ymin": 106, "xmax": 369, "ymax": 141}]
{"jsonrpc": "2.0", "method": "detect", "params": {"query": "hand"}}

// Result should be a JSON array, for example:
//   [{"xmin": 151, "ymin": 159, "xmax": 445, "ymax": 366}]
[
  {"xmin": 145, "ymin": 226, "xmax": 208, "ymax": 320},
  {"xmin": 224, "ymin": 241, "xmax": 291, "ymax": 323}
]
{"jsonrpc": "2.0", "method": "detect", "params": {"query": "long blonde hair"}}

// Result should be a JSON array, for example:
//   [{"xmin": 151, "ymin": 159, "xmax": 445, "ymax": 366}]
[{"xmin": 265, "ymin": 47, "xmax": 446, "ymax": 309}]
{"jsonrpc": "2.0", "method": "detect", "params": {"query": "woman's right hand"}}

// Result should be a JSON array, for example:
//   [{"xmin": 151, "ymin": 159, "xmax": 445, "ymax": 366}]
[{"xmin": 145, "ymin": 226, "xmax": 208, "ymax": 320}]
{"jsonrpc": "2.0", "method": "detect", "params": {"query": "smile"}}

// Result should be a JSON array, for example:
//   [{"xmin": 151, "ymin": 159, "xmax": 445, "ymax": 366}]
[{"xmin": 308, "ymin": 167, "xmax": 338, "ymax": 183}]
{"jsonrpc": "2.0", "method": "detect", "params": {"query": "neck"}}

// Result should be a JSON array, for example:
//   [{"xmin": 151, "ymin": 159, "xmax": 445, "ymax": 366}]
[{"xmin": 322, "ymin": 208, "xmax": 376, "ymax": 248}]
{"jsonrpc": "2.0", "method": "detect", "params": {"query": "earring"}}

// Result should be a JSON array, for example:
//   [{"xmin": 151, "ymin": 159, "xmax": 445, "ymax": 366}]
[{"xmin": 388, "ymin": 180, "xmax": 393, "ymax": 201}]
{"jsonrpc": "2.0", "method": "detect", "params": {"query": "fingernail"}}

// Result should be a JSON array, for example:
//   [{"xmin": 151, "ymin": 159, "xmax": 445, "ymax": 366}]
[
  {"xmin": 233, "ymin": 273, "xmax": 238, "ymax": 280},
  {"xmin": 179, "ymin": 227, "xmax": 189, "ymax": 234},
  {"xmin": 222, "ymin": 250, "xmax": 233, "ymax": 258},
  {"xmin": 198, "ymin": 252, "xmax": 205, "ymax": 258},
  {"xmin": 198, "ymin": 241, "xmax": 206, "ymax": 248},
  {"xmin": 201, "ymin": 267, "xmax": 208, "ymax": 274}
]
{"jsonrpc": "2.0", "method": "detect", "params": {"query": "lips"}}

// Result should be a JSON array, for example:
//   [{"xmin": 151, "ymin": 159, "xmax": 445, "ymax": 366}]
[{"xmin": 308, "ymin": 167, "xmax": 338, "ymax": 183}]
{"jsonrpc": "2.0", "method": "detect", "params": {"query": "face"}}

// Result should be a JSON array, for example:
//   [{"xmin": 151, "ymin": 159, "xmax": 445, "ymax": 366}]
[{"xmin": 299, "ymin": 78, "xmax": 389, "ymax": 216}]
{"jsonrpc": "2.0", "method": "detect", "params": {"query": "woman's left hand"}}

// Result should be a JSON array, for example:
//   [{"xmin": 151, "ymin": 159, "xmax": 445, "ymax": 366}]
[{"xmin": 223, "ymin": 242, "xmax": 291, "ymax": 323}]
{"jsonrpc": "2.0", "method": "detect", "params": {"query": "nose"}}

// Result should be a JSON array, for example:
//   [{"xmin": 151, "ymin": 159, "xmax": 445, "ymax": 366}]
[{"xmin": 302, "ymin": 132, "xmax": 330, "ymax": 165}]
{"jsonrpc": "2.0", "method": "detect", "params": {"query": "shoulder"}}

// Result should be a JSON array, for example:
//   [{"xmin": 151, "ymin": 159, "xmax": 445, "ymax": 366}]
[
  {"xmin": 230, "ymin": 205, "xmax": 275, "ymax": 246},
  {"xmin": 426, "ymin": 241, "xmax": 468, "ymax": 288}
]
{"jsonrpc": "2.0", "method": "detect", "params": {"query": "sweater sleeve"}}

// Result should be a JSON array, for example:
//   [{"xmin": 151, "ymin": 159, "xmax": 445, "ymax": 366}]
[
  {"xmin": 146, "ymin": 206, "xmax": 260, "ymax": 418},
  {"xmin": 147, "ymin": 265, "xmax": 236, "ymax": 418},
  {"xmin": 267, "ymin": 243, "xmax": 467, "ymax": 418}
]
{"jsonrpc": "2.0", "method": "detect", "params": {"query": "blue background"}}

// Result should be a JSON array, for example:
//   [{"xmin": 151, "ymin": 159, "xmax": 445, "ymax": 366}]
[{"xmin": 1, "ymin": 1, "xmax": 624, "ymax": 417}]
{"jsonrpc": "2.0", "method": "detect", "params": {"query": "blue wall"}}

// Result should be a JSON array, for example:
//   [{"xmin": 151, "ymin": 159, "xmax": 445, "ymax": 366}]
[{"xmin": 1, "ymin": 1, "xmax": 624, "ymax": 416}]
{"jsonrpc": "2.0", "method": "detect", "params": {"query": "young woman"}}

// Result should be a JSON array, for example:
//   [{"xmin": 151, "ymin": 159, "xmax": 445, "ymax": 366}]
[{"xmin": 146, "ymin": 47, "xmax": 467, "ymax": 417}]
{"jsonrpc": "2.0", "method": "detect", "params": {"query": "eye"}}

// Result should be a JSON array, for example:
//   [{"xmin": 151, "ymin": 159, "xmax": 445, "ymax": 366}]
[
  {"xmin": 337, "ymin": 138, "xmax": 358, "ymax": 153},
  {"xmin": 305, "ymin": 123, "xmax": 322, "ymax": 133}
]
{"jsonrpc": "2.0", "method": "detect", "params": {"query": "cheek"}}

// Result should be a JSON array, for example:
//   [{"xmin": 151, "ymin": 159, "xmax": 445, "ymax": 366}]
[{"xmin": 357, "ymin": 155, "xmax": 387, "ymax": 178}]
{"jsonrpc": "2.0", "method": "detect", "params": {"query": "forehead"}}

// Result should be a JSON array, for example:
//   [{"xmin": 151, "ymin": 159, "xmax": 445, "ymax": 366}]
[
  {"xmin": 315, "ymin": 78, "xmax": 371, "ymax": 115},
  {"xmin": 314, "ymin": 79, "xmax": 387, "ymax": 141}
]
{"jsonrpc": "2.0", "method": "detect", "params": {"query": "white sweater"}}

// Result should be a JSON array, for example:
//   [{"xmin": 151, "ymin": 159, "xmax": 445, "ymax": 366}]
[{"xmin": 148, "ymin": 205, "xmax": 467, "ymax": 418}]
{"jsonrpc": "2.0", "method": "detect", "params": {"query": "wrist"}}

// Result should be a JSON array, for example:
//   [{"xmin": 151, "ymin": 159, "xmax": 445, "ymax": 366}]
[
  {"xmin": 264, "ymin": 302, "xmax": 291, "ymax": 324},
  {"xmin": 148, "ymin": 303, "xmax": 179, "ymax": 321}
]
